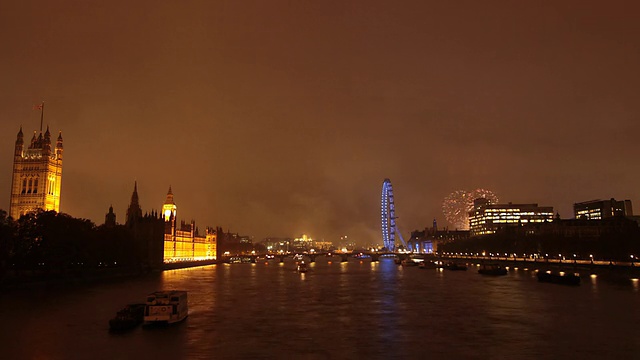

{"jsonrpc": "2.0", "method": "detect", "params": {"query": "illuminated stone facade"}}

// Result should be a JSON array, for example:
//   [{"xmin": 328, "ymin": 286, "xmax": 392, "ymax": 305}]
[
  {"xmin": 10, "ymin": 126, "xmax": 63, "ymax": 219},
  {"xmin": 162, "ymin": 187, "xmax": 216, "ymax": 263},
  {"xmin": 469, "ymin": 198, "xmax": 554, "ymax": 237}
]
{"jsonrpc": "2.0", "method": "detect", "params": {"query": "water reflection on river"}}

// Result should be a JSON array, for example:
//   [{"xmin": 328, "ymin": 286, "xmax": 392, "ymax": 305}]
[{"xmin": 2, "ymin": 258, "xmax": 639, "ymax": 359}]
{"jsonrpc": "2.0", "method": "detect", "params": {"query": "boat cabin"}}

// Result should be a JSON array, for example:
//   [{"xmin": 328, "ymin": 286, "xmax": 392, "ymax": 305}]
[{"xmin": 144, "ymin": 290, "xmax": 188, "ymax": 324}]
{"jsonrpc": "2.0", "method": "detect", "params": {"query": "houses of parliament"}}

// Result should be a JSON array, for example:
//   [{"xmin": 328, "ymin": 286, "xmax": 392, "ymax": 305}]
[
  {"xmin": 9, "ymin": 126, "xmax": 63, "ymax": 220},
  {"xmin": 9, "ymin": 125, "xmax": 216, "ymax": 266},
  {"xmin": 113, "ymin": 182, "xmax": 217, "ymax": 264}
]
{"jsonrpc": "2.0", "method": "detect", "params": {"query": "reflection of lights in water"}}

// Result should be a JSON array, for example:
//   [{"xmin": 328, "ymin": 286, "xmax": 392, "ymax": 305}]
[
  {"xmin": 632, "ymin": 278, "xmax": 639, "ymax": 291},
  {"xmin": 514, "ymin": 267, "xmax": 518, "ymax": 271},
  {"xmin": 524, "ymin": 268, "xmax": 528, "ymax": 271},
  {"xmin": 300, "ymin": 272, "xmax": 306, "ymax": 280},
  {"xmin": 328, "ymin": 261, "xmax": 332, "ymax": 265}
]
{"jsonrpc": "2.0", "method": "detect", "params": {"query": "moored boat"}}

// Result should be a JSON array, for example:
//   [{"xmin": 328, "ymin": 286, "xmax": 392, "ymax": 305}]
[
  {"xmin": 419, "ymin": 260, "xmax": 438, "ymax": 269},
  {"xmin": 537, "ymin": 271, "xmax": 580, "ymax": 286},
  {"xmin": 445, "ymin": 262, "xmax": 468, "ymax": 271},
  {"xmin": 401, "ymin": 258, "xmax": 420, "ymax": 267},
  {"xmin": 109, "ymin": 303, "xmax": 145, "ymax": 331},
  {"xmin": 478, "ymin": 264, "xmax": 508, "ymax": 276}
]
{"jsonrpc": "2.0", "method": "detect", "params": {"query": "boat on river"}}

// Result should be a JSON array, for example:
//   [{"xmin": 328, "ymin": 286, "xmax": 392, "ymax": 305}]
[
  {"xmin": 478, "ymin": 263, "xmax": 508, "ymax": 276},
  {"xmin": 297, "ymin": 261, "xmax": 309, "ymax": 273},
  {"xmin": 401, "ymin": 258, "xmax": 420, "ymax": 267},
  {"xmin": 419, "ymin": 260, "xmax": 439, "ymax": 269},
  {"xmin": 445, "ymin": 262, "xmax": 468, "ymax": 271},
  {"xmin": 537, "ymin": 271, "xmax": 580, "ymax": 286},
  {"xmin": 109, "ymin": 303, "xmax": 145, "ymax": 331},
  {"xmin": 144, "ymin": 290, "xmax": 188, "ymax": 325}
]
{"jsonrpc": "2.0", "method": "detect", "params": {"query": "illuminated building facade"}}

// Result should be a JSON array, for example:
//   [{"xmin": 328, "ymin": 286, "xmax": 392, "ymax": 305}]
[
  {"xmin": 292, "ymin": 234, "xmax": 313, "ymax": 251},
  {"xmin": 10, "ymin": 126, "xmax": 63, "ymax": 219},
  {"xmin": 574, "ymin": 198, "xmax": 633, "ymax": 220},
  {"xmin": 469, "ymin": 198, "xmax": 554, "ymax": 237},
  {"xmin": 312, "ymin": 240, "xmax": 334, "ymax": 251},
  {"xmin": 162, "ymin": 187, "xmax": 216, "ymax": 262},
  {"xmin": 409, "ymin": 219, "xmax": 469, "ymax": 253}
]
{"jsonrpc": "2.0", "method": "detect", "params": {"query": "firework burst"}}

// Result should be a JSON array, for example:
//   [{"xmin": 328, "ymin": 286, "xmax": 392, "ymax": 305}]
[{"xmin": 442, "ymin": 189, "xmax": 498, "ymax": 230}]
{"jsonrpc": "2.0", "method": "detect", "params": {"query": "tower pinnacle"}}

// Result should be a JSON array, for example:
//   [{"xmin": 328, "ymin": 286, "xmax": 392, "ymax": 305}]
[{"xmin": 126, "ymin": 181, "xmax": 143, "ymax": 227}]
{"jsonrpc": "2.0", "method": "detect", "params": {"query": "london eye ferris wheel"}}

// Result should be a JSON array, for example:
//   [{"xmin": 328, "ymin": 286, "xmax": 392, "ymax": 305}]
[{"xmin": 381, "ymin": 178, "xmax": 407, "ymax": 251}]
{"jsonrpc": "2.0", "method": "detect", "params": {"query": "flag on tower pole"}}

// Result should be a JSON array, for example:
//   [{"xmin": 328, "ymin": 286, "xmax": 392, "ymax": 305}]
[{"xmin": 33, "ymin": 102, "xmax": 45, "ymax": 131}]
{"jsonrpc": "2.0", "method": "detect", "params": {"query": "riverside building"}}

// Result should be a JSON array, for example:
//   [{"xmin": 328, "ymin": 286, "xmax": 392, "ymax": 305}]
[
  {"xmin": 9, "ymin": 126, "xmax": 63, "ymax": 219},
  {"xmin": 468, "ymin": 198, "xmax": 554, "ymax": 237},
  {"xmin": 161, "ymin": 187, "xmax": 216, "ymax": 262},
  {"xmin": 121, "ymin": 183, "xmax": 217, "ymax": 266},
  {"xmin": 574, "ymin": 199, "xmax": 633, "ymax": 220}
]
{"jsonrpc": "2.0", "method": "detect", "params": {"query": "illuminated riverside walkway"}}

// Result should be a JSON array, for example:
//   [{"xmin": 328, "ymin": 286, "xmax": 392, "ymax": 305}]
[{"xmin": 438, "ymin": 254, "xmax": 640, "ymax": 277}]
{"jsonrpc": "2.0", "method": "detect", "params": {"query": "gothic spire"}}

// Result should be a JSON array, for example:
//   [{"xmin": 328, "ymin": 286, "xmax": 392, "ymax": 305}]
[
  {"xmin": 15, "ymin": 126, "xmax": 24, "ymax": 156},
  {"xmin": 126, "ymin": 181, "xmax": 143, "ymax": 227},
  {"xmin": 131, "ymin": 181, "xmax": 140, "ymax": 206},
  {"xmin": 43, "ymin": 125, "xmax": 51, "ymax": 154},
  {"xmin": 164, "ymin": 185, "xmax": 175, "ymax": 205}
]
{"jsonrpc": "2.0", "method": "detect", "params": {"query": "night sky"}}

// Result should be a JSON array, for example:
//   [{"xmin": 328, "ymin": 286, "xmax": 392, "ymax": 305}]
[{"xmin": 2, "ymin": 1, "xmax": 639, "ymax": 245}]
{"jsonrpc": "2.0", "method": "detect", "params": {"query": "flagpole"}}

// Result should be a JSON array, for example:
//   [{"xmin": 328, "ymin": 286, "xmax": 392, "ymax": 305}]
[{"xmin": 40, "ymin": 102, "xmax": 45, "ymax": 132}]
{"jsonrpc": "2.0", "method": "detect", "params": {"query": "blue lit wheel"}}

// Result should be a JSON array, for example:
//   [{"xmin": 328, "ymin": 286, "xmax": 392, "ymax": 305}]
[{"xmin": 381, "ymin": 179, "xmax": 396, "ymax": 251}]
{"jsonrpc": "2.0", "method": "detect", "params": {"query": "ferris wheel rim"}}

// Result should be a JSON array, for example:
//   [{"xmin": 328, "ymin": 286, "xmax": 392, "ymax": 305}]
[{"xmin": 381, "ymin": 179, "xmax": 395, "ymax": 251}]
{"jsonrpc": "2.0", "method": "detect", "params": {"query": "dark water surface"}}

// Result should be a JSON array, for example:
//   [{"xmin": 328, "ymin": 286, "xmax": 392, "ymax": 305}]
[{"xmin": 2, "ymin": 258, "xmax": 639, "ymax": 359}]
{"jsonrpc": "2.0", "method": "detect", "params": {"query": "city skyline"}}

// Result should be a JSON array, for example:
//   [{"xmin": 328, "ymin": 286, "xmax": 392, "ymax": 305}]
[{"xmin": 2, "ymin": 1, "xmax": 639, "ymax": 244}]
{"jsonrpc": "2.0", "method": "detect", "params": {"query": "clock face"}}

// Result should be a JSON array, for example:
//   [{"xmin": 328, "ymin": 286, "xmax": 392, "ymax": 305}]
[{"xmin": 164, "ymin": 209, "xmax": 172, "ymax": 219}]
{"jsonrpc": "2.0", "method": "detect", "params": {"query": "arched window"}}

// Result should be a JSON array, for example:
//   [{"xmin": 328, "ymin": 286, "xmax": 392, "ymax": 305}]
[{"xmin": 27, "ymin": 179, "xmax": 32, "ymax": 194}]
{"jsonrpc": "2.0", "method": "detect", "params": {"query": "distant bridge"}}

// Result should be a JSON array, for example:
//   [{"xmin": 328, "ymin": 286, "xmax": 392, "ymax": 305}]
[{"xmin": 217, "ymin": 251, "xmax": 414, "ymax": 264}]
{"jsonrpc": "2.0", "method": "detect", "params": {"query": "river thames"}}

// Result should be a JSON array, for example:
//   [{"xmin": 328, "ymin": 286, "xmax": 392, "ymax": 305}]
[{"xmin": 1, "ymin": 257, "xmax": 639, "ymax": 359}]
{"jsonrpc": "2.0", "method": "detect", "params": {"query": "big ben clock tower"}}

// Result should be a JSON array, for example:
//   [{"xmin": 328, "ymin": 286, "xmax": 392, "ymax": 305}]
[{"xmin": 163, "ymin": 186, "xmax": 177, "ymax": 261}]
